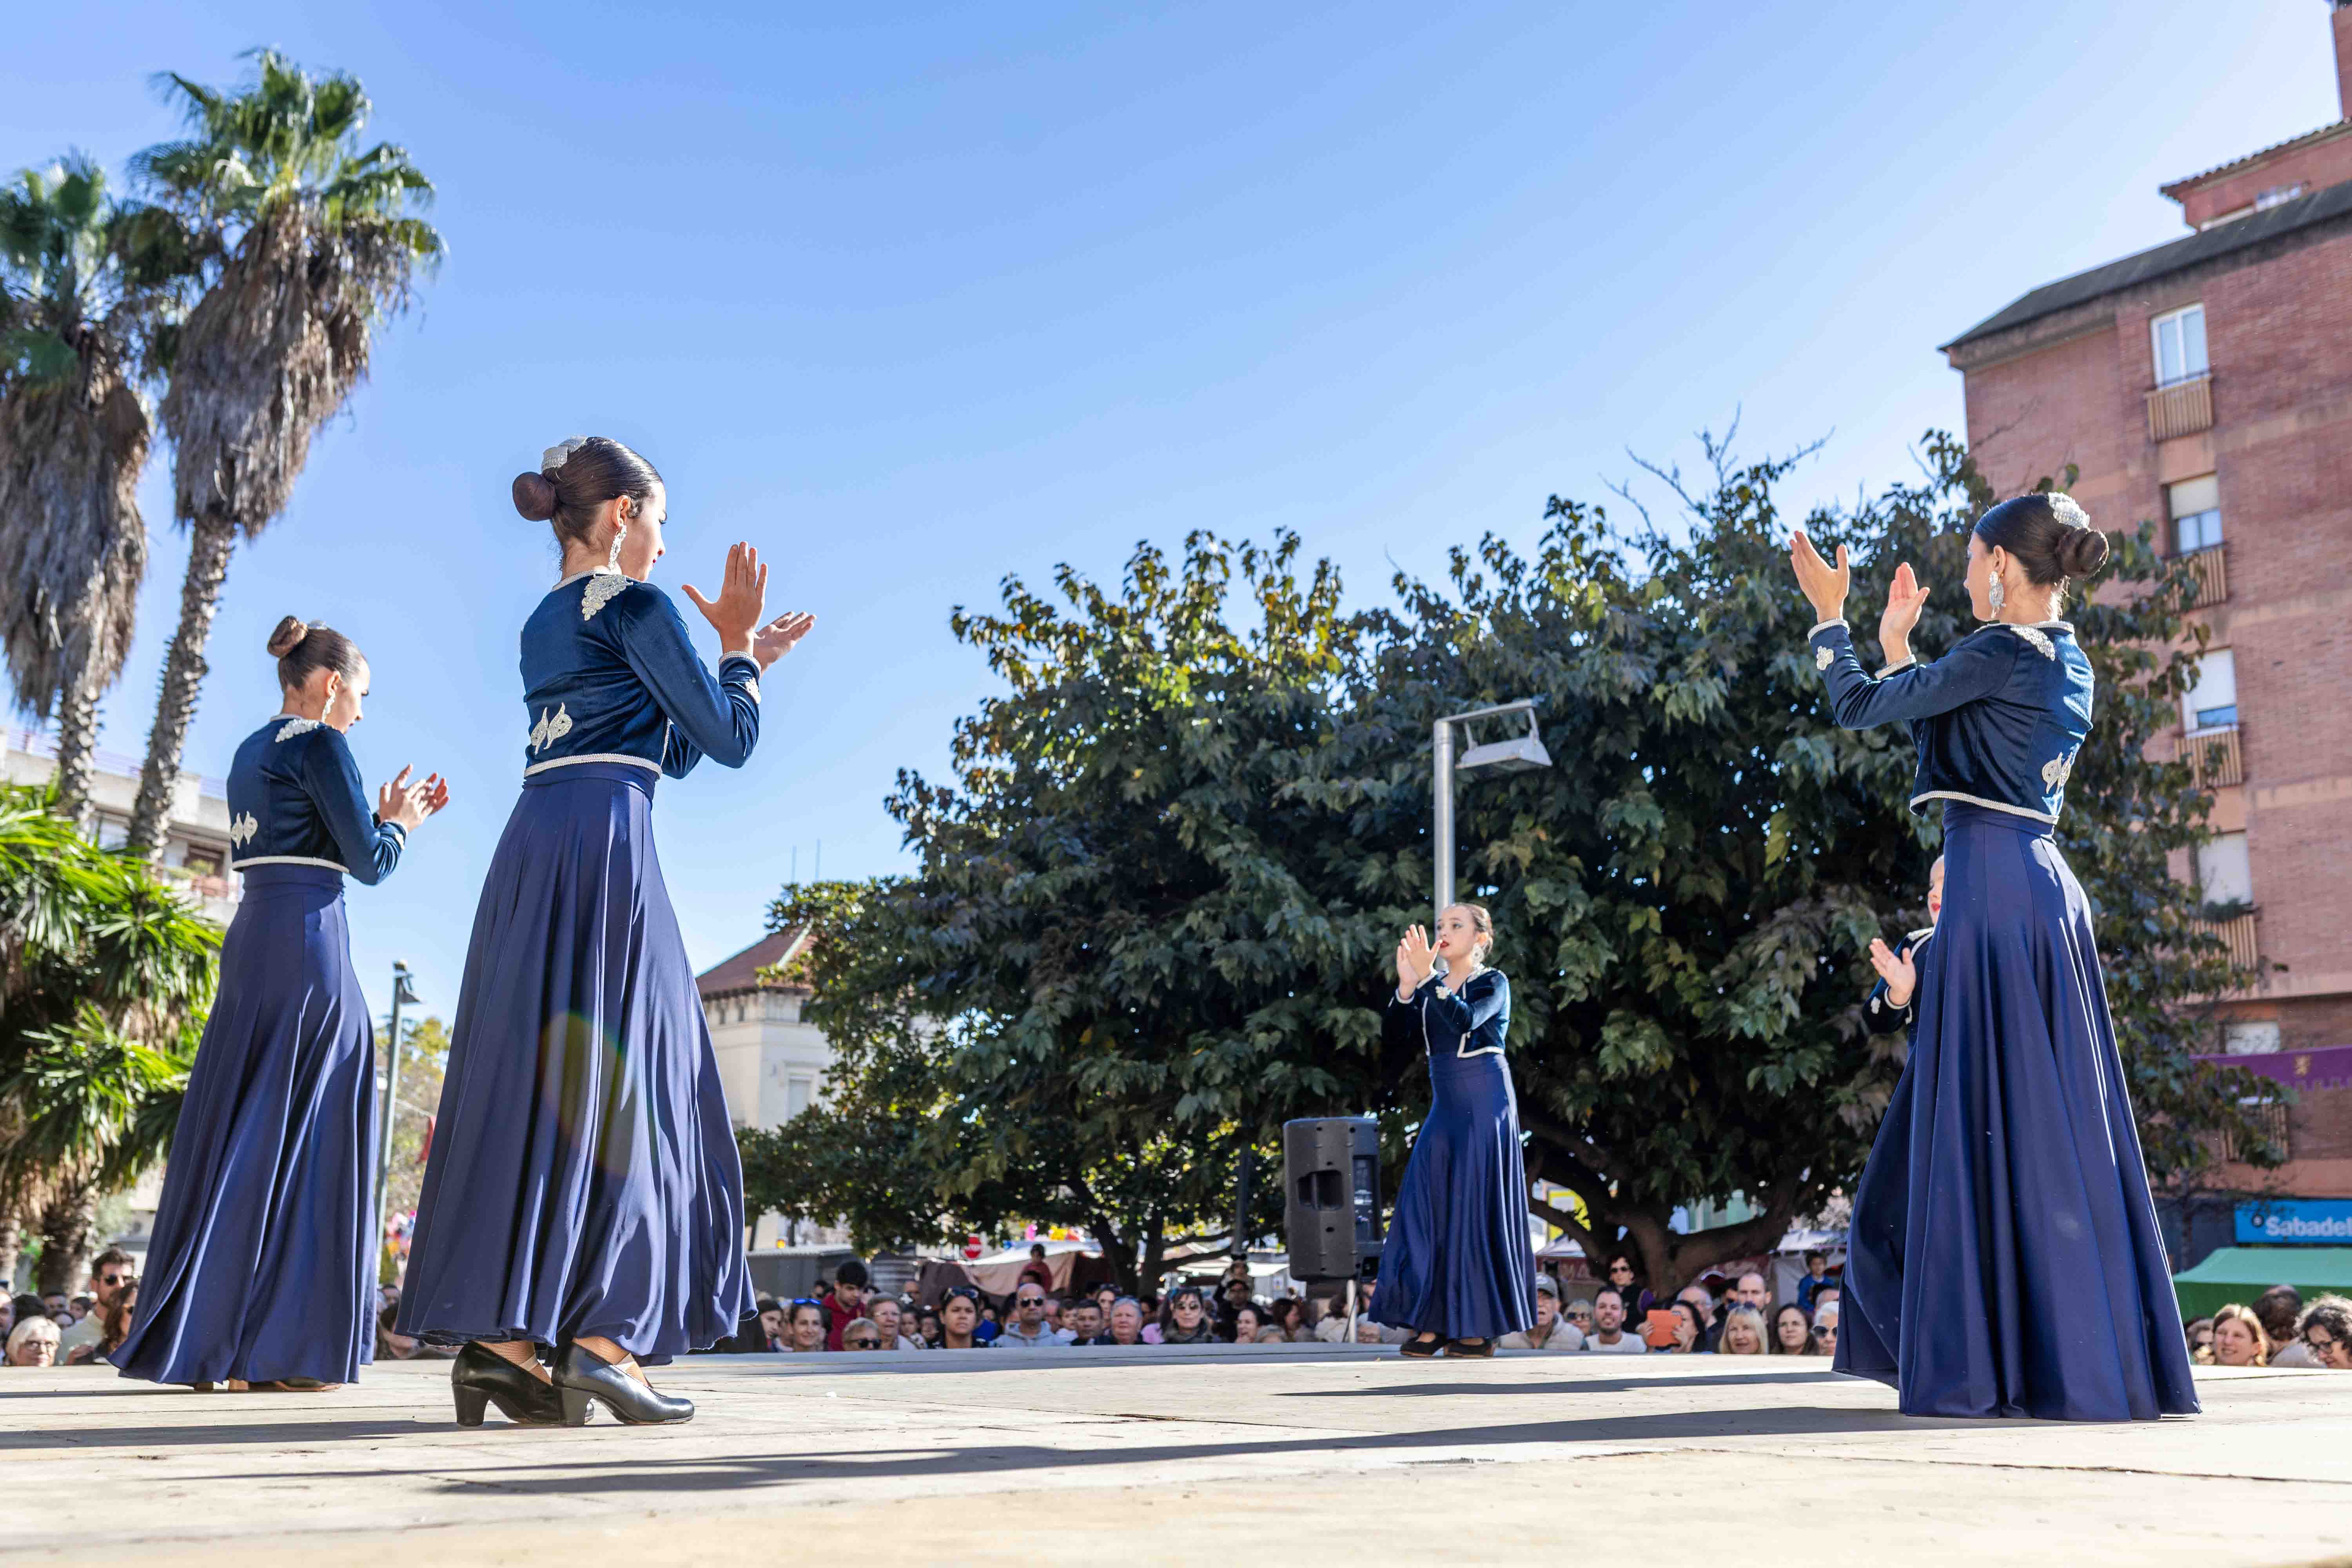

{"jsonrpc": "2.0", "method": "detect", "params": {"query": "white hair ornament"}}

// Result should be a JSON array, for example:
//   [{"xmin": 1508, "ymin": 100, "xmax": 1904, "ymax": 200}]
[{"xmin": 541, "ymin": 436, "xmax": 591, "ymax": 473}]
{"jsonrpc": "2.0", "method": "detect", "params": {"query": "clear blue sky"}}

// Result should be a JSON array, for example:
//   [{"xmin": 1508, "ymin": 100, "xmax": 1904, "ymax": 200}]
[{"xmin": 3, "ymin": 1, "xmax": 2338, "ymax": 1024}]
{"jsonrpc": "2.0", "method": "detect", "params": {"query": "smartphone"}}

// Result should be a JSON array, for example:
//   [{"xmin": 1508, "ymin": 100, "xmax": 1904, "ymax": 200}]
[{"xmin": 1642, "ymin": 1309, "xmax": 1679, "ymax": 1348}]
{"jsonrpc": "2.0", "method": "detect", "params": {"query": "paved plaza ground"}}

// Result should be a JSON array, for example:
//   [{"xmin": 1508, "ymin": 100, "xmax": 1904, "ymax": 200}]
[{"xmin": 5, "ymin": 1345, "xmax": 2349, "ymax": 1566}]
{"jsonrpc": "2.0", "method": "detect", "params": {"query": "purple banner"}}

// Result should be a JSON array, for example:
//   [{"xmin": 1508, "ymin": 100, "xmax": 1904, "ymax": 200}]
[{"xmin": 2197, "ymin": 1043, "xmax": 2352, "ymax": 1093}]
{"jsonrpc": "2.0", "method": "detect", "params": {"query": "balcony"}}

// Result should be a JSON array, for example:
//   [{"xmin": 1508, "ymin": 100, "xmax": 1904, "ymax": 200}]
[
  {"xmin": 2179, "ymin": 544, "xmax": 2227, "ymax": 608},
  {"xmin": 2193, "ymin": 910, "xmax": 2260, "ymax": 970},
  {"xmin": 2182, "ymin": 723, "xmax": 2243, "ymax": 788},
  {"xmin": 2146, "ymin": 372, "xmax": 2214, "ymax": 441},
  {"xmin": 2204, "ymin": 1099, "xmax": 2290, "ymax": 1165}
]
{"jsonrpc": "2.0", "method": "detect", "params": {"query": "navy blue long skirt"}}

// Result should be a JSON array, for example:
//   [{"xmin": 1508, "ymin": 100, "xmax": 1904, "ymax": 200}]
[
  {"xmin": 1371, "ymin": 1049, "xmax": 1537, "ymax": 1341},
  {"xmin": 1837, "ymin": 802, "xmax": 2198, "ymax": 1419},
  {"xmin": 396, "ymin": 763, "xmax": 751, "ymax": 1359},
  {"xmin": 112, "ymin": 865, "xmax": 377, "ymax": 1386}
]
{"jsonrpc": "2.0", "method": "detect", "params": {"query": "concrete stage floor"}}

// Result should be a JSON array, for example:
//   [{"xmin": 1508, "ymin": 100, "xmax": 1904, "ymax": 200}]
[{"xmin": 5, "ymin": 1346, "xmax": 2349, "ymax": 1566}]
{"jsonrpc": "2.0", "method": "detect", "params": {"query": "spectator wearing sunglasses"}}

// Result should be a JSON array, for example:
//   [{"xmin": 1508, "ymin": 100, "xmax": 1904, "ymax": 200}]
[
  {"xmin": 840, "ymin": 1318, "xmax": 886, "ymax": 1352},
  {"xmin": 1154, "ymin": 1286, "xmax": 1218, "ymax": 1346},
  {"xmin": 995, "ymin": 1283, "xmax": 1076, "ymax": 1348},
  {"xmin": 55, "ymin": 1249, "xmax": 133, "ymax": 1359}
]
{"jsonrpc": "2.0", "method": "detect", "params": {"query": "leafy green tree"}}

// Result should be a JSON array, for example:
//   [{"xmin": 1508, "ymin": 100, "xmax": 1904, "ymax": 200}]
[
  {"xmin": 751, "ymin": 537, "xmax": 1385, "ymax": 1288},
  {"xmin": 124, "ymin": 51, "xmax": 443, "ymax": 853},
  {"xmin": 0, "ymin": 786, "xmax": 218, "ymax": 1291},
  {"xmin": 0, "ymin": 155, "xmax": 195, "ymax": 819}
]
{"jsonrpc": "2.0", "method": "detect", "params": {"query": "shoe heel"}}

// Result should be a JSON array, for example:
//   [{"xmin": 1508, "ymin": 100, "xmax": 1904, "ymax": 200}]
[
  {"xmin": 559, "ymin": 1387, "xmax": 595, "ymax": 1428},
  {"xmin": 453, "ymin": 1384, "xmax": 490, "ymax": 1426}
]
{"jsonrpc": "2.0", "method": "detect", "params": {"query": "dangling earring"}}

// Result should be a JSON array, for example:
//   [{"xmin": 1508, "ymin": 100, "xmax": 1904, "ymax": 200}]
[
  {"xmin": 1987, "ymin": 572, "xmax": 2005, "ymax": 617},
  {"xmin": 605, "ymin": 513, "xmax": 628, "ymax": 573}
]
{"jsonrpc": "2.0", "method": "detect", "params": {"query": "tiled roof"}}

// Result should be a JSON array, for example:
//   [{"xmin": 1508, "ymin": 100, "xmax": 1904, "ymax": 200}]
[
  {"xmin": 1942, "ymin": 178, "xmax": 2352, "ymax": 350},
  {"xmin": 2159, "ymin": 120, "xmax": 2352, "ymax": 198},
  {"xmin": 695, "ymin": 927, "xmax": 809, "ymax": 999}
]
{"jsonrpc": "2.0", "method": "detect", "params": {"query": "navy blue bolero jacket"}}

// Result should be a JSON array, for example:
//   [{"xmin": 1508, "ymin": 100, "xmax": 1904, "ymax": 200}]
[
  {"xmin": 1384, "ymin": 969, "xmax": 1511, "ymax": 1058},
  {"xmin": 1807, "ymin": 617, "xmax": 2092, "ymax": 824},
  {"xmin": 225, "ymin": 715, "xmax": 406, "ymax": 884},
  {"xmin": 517, "ymin": 570, "xmax": 761, "ymax": 780}
]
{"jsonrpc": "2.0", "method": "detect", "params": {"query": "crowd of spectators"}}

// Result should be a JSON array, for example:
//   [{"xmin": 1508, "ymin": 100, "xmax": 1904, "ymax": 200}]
[
  {"xmin": 2185, "ymin": 1285, "xmax": 2352, "ymax": 1371},
  {"xmin": 7, "ymin": 1242, "xmax": 2347, "ymax": 1377}
]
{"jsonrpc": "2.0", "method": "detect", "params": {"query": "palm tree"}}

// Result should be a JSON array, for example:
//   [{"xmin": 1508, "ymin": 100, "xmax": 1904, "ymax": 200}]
[
  {"xmin": 0, "ymin": 785, "xmax": 217, "ymax": 1291},
  {"xmin": 0, "ymin": 156, "xmax": 196, "ymax": 822},
  {"xmin": 123, "ymin": 51, "xmax": 443, "ymax": 854}
]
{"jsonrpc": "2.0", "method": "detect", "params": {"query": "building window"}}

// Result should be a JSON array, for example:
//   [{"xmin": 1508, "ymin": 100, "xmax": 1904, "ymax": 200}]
[
  {"xmin": 2181, "ymin": 649, "xmax": 2237, "ymax": 732},
  {"xmin": 2150, "ymin": 304, "xmax": 2208, "ymax": 387},
  {"xmin": 2197, "ymin": 831, "xmax": 2253, "ymax": 906},
  {"xmin": 2223, "ymin": 1020, "xmax": 2281, "ymax": 1054},
  {"xmin": 2167, "ymin": 474, "xmax": 2222, "ymax": 552},
  {"xmin": 2254, "ymin": 183, "xmax": 2305, "ymax": 210},
  {"xmin": 786, "ymin": 1075, "xmax": 813, "ymax": 1119}
]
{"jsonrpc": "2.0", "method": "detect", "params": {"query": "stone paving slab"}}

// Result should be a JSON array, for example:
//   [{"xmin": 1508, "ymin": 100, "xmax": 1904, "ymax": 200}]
[{"xmin": 4, "ymin": 1348, "xmax": 2348, "ymax": 1566}]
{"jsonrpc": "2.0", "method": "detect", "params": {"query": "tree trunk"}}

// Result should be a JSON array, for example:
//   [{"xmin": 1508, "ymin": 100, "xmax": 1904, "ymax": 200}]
[
  {"xmin": 51, "ymin": 646, "xmax": 100, "ymax": 829},
  {"xmin": 34, "ymin": 1184, "xmax": 98, "ymax": 1297},
  {"xmin": 0, "ymin": 1211, "xmax": 21, "ymax": 1295},
  {"xmin": 127, "ymin": 510, "xmax": 237, "ymax": 855}
]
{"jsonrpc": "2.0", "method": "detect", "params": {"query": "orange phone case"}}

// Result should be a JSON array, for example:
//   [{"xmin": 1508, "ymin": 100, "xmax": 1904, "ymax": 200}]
[{"xmin": 1641, "ymin": 1309, "xmax": 1679, "ymax": 1347}]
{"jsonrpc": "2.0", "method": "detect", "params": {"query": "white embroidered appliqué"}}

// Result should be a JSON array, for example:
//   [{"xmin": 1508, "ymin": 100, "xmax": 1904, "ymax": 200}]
[
  {"xmin": 2013, "ymin": 626, "xmax": 2056, "ymax": 660},
  {"xmin": 528, "ymin": 703, "xmax": 573, "ymax": 755},
  {"xmin": 275, "ymin": 717, "xmax": 321, "ymax": 742},
  {"xmin": 581, "ymin": 569, "xmax": 626, "ymax": 621},
  {"xmin": 742, "ymin": 676, "xmax": 761, "ymax": 706},
  {"xmin": 229, "ymin": 811, "xmax": 258, "ymax": 849},
  {"xmin": 1815, "ymin": 646, "xmax": 1835, "ymax": 671},
  {"xmin": 2042, "ymin": 751, "xmax": 2076, "ymax": 790}
]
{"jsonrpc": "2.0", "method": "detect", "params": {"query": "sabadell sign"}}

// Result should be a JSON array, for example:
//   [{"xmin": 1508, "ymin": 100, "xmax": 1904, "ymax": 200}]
[{"xmin": 2234, "ymin": 1200, "xmax": 2352, "ymax": 1245}]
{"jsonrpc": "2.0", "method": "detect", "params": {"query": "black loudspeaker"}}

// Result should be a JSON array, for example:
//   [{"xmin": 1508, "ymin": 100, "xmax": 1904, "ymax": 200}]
[{"xmin": 1283, "ymin": 1116, "xmax": 1383, "ymax": 1282}]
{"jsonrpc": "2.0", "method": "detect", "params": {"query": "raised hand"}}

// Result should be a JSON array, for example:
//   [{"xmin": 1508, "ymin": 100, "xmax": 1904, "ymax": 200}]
[
  {"xmin": 750, "ymin": 610, "xmax": 817, "ymax": 672},
  {"xmin": 1878, "ymin": 561, "xmax": 1930, "ymax": 664},
  {"xmin": 1867, "ymin": 937, "xmax": 1916, "ymax": 1009},
  {"xmin": 679, "ymin": 543, "xmax": 769, "ymax": 658},
  {"xmin": 1396, "ymin": 924, "xmax": 1436, "ymax": 998},
  {"xmin": 1788, "ymin": 530, "xmax": 1851, "ymax": 624},
  {"xmin": 377, "ymin": 766, "xmax": 447, "ymax": 833}
]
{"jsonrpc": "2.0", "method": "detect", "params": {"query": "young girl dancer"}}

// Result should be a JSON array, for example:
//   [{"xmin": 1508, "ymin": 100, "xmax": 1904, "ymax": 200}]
[
  {"xmin": 1790, "ymin": 494, "xmax": 2196, "ymax": 1420},
  {"xmin": 1373, "ymin": 904, "xmax": 1536, "ymax": 1357},
  {"xmin": 113, "ymin": 620, "xmax": 447, "ymax": 1391},
  {"xmin": 396, "ymin": 437, "xmax": 813, "ymax": 1426}
]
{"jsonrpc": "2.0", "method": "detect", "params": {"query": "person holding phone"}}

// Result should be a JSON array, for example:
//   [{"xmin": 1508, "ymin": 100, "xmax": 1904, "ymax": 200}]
[{"xmin": 1372, "ymin": 906, "xmax": 1537, "ymax": 1358}]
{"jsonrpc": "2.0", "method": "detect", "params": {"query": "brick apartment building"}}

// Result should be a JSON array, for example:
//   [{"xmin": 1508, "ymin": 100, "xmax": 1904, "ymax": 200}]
[{"xmin": 1940, "ymin": 3, "xmax": 2352, "ymax": 1209}]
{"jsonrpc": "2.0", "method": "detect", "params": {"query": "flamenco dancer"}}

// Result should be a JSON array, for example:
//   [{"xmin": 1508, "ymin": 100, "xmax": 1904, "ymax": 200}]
[
  {"xmin": 1863, "ymin": 855, "xmax": 1942, "ymax": 1037},
  {"xmin": 1790, "ymin": 493, "xmax": 2196, "ymax": 1420},
  {"xmin": 113, "ymin": 619, "xmax": 448, "ymax": 1391},
  {"xmin": 1373, "ymin": 905, "xmax": 1537, "ymax": 1357},
  {"xmin": 396, "ymin": 437, "xmax": 813, "ymax": 1427}
]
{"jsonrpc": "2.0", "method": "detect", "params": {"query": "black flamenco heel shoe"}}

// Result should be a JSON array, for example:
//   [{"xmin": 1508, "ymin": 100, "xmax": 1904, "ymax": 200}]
[
  {"xmin": 1399, "ymin": 1332, "xmax": 1445, "ymax": 1358},
  {"xmin": 451, "ymin": 1342, "xmax": 566, "ymax": 1427},
  {"xmin": 552, "ymin": 1341, "xmax": 694, "ymax": 1427},
  {"xmin": 1443, "ymin": 1338, "xmax": 1495, "ymax": 1358}
]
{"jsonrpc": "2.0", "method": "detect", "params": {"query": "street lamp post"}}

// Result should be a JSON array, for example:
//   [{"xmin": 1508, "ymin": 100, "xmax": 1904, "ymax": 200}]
[
  {"xmin": 374, "ymin": 961, "xmax": 423, "ymax": 1276},
  {"xmin": 1432, "ymin": 699, "xmax": 1551, "ymax": 922}
]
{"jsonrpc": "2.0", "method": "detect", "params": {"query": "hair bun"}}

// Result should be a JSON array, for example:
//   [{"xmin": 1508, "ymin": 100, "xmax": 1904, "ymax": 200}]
[
  {"xmin": 265, "ymin": 615, "xmax": 310, "ymax": 658},
  {"xmin": 512, "ymin": 471, "xmax": 559, "ymax": 522},
  {"xmin": 2058, "ymin": 525, "xmax": 2111, "ymax": 579}
]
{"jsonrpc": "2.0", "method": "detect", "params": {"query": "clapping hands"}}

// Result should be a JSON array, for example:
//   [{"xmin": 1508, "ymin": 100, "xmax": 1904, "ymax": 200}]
[
  {"xmin": 1395, "ymin": 924, "xmax": 1435, "ymax": 999},
  {"xmin": 377, "ymin": 766, "xmax": 450, "ymax": 833}
]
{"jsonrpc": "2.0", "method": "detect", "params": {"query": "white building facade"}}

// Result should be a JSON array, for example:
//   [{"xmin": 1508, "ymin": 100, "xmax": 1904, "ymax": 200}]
[{"xmin": 695, "ymin": 928, "xmax": 843, "ymax": 1249}]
